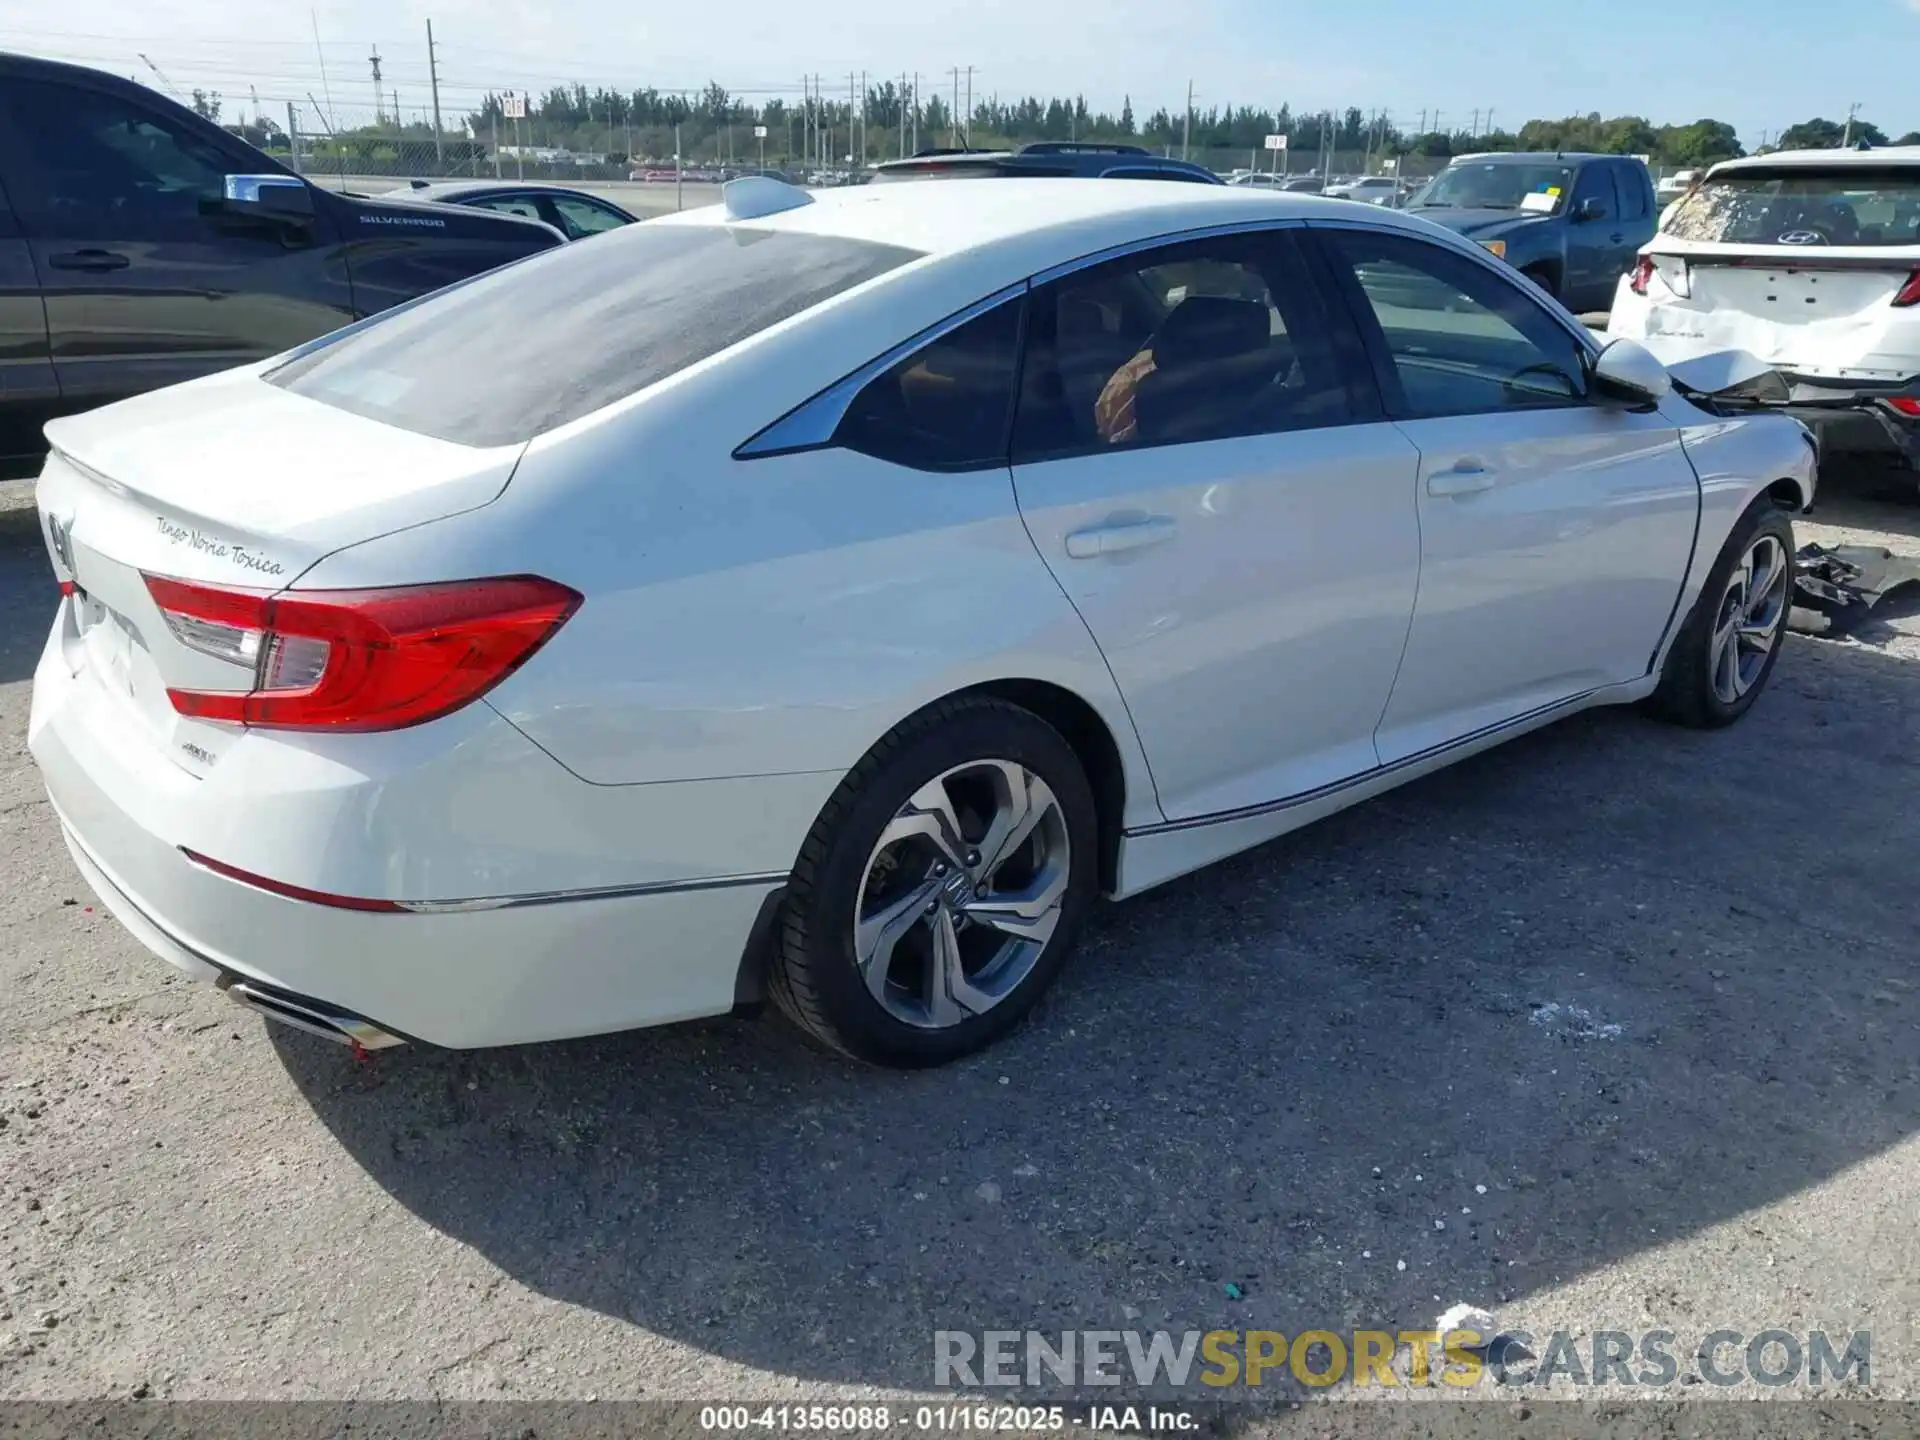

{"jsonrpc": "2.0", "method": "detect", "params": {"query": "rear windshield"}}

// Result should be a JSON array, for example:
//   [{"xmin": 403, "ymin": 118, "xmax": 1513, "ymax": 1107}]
[
  {"xmin": 1666, "ymin": 167, "xmax": 1920, "ymax": 247},
  {"xmin": 268, "ymin": 225, "xmax": 921, "ymax": 445}
]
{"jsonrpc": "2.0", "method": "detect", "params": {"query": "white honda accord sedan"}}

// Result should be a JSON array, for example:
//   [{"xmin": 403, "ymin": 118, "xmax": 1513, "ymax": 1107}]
[{"xmin": 30, "ymin": 177, "xmax": 1814, "ymax": 1067}]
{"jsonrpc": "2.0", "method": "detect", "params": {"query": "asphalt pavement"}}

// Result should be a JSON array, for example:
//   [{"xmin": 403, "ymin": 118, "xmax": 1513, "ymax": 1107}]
[{"xmin": 2, "ymin": 469, "xmax": 1918, "ymax": 1425}]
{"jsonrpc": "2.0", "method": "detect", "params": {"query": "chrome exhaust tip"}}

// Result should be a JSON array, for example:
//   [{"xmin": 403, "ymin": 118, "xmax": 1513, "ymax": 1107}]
[{"xmin": 218, "ymin": 976, "xmax": 407, "ymax": 1051}]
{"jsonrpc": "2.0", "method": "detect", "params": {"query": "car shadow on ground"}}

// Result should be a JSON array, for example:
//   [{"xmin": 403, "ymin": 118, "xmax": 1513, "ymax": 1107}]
[{"xmin": 275, "ymin": 627, "xmax": 1920, "ymax": 1394}]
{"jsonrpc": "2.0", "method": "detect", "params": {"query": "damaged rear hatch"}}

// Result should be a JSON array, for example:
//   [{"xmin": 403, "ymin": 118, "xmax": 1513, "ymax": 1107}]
[{"xmin": 1627, "ymin": 161, "xmax": 1920, "ymax": 384}]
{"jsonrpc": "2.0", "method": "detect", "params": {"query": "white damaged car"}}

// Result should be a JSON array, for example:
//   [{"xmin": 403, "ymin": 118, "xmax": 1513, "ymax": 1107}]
[
  {"xmin": 1611, "ymin": 147, "xmax": 1920, "ymax": 484},
  {"xmin": 30, "ymin": 178, "xmax": 1816, "ymax": 1067}
]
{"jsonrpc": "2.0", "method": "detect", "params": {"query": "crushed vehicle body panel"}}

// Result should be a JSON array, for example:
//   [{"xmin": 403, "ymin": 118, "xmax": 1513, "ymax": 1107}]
[{"xmin": 1612, "ymin": 152, "xmax": 1920, "ymax": 473}]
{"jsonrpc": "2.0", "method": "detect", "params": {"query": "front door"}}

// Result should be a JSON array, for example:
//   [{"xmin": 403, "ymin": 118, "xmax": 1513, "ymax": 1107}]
[
  {"xmin": 0, "ymin": 76, "xmax": 353, "ymax": 413},
  {"xmin": 1565, "ymin": 163, "xmax": 1628, "ymax": 312},
  {"xmin": 1312, "ymin": 224, "xmax": 1700, "ymax": 765},
  {"xmin": 1010, "ymin": 226, "xmax": 1422, "ymax": 822}
]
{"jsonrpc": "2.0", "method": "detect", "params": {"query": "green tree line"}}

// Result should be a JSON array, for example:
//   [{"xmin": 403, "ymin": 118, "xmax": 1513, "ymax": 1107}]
[{"xmin": 449, "ymin": 84, "xmax": 1919, "ymax": 168}]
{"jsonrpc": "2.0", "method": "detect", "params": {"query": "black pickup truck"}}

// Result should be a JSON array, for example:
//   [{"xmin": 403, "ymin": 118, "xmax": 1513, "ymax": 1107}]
[{"xmin": 0, "ymin": 53, "xmax": 564, "ymax": 477}]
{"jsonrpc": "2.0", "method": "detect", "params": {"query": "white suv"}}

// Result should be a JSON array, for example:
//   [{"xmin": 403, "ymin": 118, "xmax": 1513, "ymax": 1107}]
[{"xmin": 1610, "ymin": 148, "xmax": 1920, "ymax": 479}]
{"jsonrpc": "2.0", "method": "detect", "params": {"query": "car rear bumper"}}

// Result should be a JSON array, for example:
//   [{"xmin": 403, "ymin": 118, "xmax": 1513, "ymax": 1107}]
[
  {"xmin": 1774, "ymin": 374, "xmax": 1920, "ymax": 469},
  {"xmin": 29, "ymin": 625, "xmax": 814, "ymax": 1050}
]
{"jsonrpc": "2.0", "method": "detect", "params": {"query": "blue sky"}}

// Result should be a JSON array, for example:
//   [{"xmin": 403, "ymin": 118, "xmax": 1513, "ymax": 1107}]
[{"xmin": 0, "ymin": 0, "xmax": 1905, "ymax": 146}]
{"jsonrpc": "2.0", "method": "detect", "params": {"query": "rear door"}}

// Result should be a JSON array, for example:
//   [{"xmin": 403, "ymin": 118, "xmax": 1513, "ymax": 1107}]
[
  {"xmin": 1010, "ymin": 225, "xmax": 1422, "ymax": 822},
  {"xmin": 0, "ymin": 74, "xmax": 354, "ymax": 412},
  {"xmin": 0, "ymin": 159, "xmax": 60, "ymax": 477},
  {"xmin": 1312, "ymin": 224, "xmax": 1698, "ymax": 763}
]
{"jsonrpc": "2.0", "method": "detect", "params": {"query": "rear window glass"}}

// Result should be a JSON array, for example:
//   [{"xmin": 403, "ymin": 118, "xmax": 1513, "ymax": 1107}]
[
  {"xmin": 1666, "ymin": 167, "xmax": 1920, "ymax": 247},
  {"xmin": 268, "ymin": 225, "xmax": 920, "ymax": 445}
]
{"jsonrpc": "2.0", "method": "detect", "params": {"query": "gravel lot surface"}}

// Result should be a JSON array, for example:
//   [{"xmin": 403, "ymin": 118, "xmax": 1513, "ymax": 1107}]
[{"xmin": 1, "ymin": 465, "xmax": 1918, "ymax": 1426}]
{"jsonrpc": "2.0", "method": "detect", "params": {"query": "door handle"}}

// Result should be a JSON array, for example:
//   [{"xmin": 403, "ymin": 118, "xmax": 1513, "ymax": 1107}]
[
  {"xmin": 1609, "ymin": 232, "xmax": 1625, "ymax": 244},
  {"xmin": 1064, "ymin": 516, "xmax": 1176, "ymax": 559},
  {"xmin": 1426, "ymin": 460, "xmax": 1496, "ymax": 497},
  {"xmin": 47, "ymin": 249, "xmax": 130, "ymax": 272}
]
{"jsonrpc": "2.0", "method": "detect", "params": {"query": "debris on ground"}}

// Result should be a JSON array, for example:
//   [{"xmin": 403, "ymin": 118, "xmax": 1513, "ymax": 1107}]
[
  {"xmin": 1792, "ymin": 544, "xmax": 1920, "ymax": 637},
  {"xmin": 1437, "ymin": 1302, "xmax": 1500, "ymax": 1346},
  {"xmin": 1528, "ymin": 1002, "xmax": 1624, "ymax": 1041}
]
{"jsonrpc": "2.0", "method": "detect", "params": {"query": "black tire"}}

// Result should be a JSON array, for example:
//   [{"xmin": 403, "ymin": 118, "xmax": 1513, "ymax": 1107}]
[
  {"xmin": 768, "ymin": 695, "xmax": 1100, "ymax": 1067},
  {"xmin": 1521, "ymin": 264, "xmax": 1559, "ymax": 301},
  {"xmin": 1644, "ymin": 500, "xmax": 1796, "ymax": 728}
]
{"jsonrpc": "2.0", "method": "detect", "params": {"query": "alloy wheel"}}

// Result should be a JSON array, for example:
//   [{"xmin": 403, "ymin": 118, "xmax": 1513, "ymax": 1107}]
[
  {"xmin": 853, "ymin": 759, "xmax": 1072, "ymax": 1030},
  {"xmin": 1710, "ymin": 533, "xmax": 1790, "ymax": 706}
]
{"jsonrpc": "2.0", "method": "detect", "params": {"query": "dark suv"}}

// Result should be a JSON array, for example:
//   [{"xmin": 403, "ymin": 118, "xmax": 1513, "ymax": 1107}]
[
  {"xmin": 0, "ymin": 53, "xmax": 565, "ymax": 477},
  {"xmin": 1402, "ymin": 152, "xmax": 1657, "ymax": 313},
  {"xmin": 870, "ymin": 142, "xmax": 1222, "ymax": 186}
]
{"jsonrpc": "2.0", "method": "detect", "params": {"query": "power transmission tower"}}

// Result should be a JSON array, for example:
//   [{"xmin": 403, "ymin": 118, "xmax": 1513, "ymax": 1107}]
[
  {"xmin": 369, "ymin": 46, "xmax": 384, "ymax": 124},
  {"xmin": 1842, "ymin": 101, "xmax": 1861, "ymax": 147},
  {"xmin": 426, "ymin": 20, "xmax": 445, "ymax": 166}
]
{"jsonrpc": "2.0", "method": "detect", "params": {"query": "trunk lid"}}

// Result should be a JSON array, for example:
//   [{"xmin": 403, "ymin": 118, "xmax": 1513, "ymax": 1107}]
[
  {"xmin": 35, "ymin": 365, "xmax": 524, "ymax": 774},
  {"xmin": 1636, "ymin": 240, "xmax": 1920, "ymax": 380}
]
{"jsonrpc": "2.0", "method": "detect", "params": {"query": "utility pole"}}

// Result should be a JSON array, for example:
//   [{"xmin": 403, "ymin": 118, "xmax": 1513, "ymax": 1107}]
[
  {"xmin": 1182, "ymin": 79, "xmax": 1193, "ymax": 160},
  {"xmin": 286, "ymin": 101, "xmax": 302, "ymax": 172},
  {"xmin": 950, "ymin": 68, "xmax": 960, "ymax": 148},
  {"xmin": 426, "ymin": 20, "xmax": 445, "ymax": 166},
  {"xmin": 1484, "ymin": 108, "xmax": 1494, "ymax": 140},
  {"xmin": 369, "ymin": 46, "xmax": 384, "ymax": 124},
  {"xmin": 911, "ymin": 72, "xmax": 919, "ymax": 154},
  {"xmin": 900, "ymin": 72, "xmax": 908, "ymax": 158},
  {"xmin": 964, "ymin": 65, "xmax": 972, "ymax": 146},
  {"xmin": 1842, "ymin": 101, "xmax": 1861, "ymax": 147},
  {"xmin": 1418, "ymin": 107, "xmax": 1427, "ymax": 136}
]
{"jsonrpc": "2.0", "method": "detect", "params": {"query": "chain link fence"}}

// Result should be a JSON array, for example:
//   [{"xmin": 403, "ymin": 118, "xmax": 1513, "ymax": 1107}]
[{"xmin": 263, "ymin": 106, "xmax": 1700, "ymax": 198}]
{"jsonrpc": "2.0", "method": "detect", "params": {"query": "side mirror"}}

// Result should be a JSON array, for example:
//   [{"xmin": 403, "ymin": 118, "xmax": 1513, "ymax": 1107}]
[
  {"xmin": 219, "ymin": 173, "xmax": 314, "ymax": 221},
  {"xmin": 1575, "ymin": 196, "xmax": 1607, "ymax": 222},
  {"xmin": 1591, "ymin": 337, "xmax": 1672, "ymax": 408}
]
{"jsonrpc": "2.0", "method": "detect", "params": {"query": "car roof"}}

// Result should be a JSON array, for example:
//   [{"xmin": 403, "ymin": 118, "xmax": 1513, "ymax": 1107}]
[
  {"xmin": 653, "ymin": 176, "xmax": 1446, "ymax": 271},
  {"xmin": 404, "ymin": 181, "xmax": 608, "ymax": 201},
  {"xmin": 1446, "ymin": 151, "xmax": 1613, "ymax": 165},
  {"xmin": 1708, "ymin": 147, "xmax": 1920, "ymax": 176},
  {"xmin": 871, "ymin": 146, "xmax": 1217, "ymax": 181}
]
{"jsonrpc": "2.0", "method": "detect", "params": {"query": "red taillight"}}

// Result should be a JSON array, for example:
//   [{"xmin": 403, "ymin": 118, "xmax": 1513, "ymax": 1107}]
[
  {"xmin": 1629, "ymin": 256, "xmax": 1655, "ymax": 297},
  {"xmin": 1888, "ymin": 396, "xmax": 1920, "ymax": 417},
  {"xmin": 1893, "ymin": 271, "xmax": 1920, "ymax": 308},
  {"xmin": 180, "ymin": 847, "xmax": 407, "ymax": 912},
  {"xmin": 142, "ymin": 574, "xmax": 581, "ymax": 732}
]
